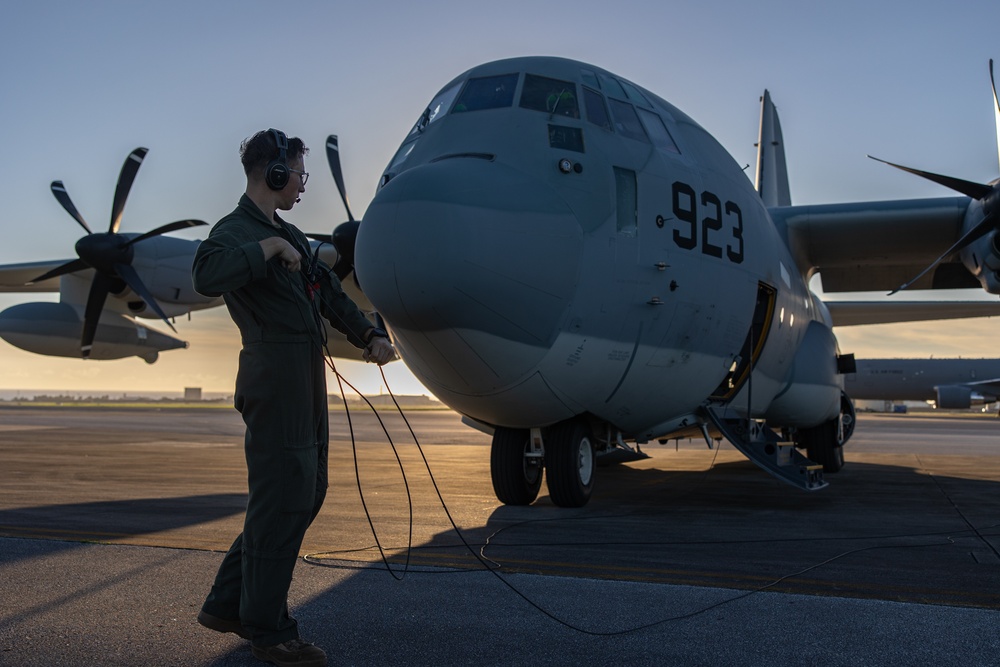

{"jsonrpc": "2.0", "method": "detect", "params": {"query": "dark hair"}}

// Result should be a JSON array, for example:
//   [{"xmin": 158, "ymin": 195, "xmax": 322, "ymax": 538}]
[{"xmin": 240, "ymin": 130, "xmax": 308, "ymax": 176}]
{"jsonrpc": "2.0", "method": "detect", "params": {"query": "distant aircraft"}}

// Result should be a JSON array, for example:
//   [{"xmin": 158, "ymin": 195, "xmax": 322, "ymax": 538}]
[
  {"xmin": 847, "ymin": 358, "xmax": 1000, "ymax": 408},
  {"xmin": 0, "ymin": 148, "xmax": 219, "ymax": 362},
  {"xmin": 326, "ymin": 55, "xmax": 1000, "ymax": 507},
  {"xmin": 0, "ymin": 140, "xmax": 374, "ymax": 363}
]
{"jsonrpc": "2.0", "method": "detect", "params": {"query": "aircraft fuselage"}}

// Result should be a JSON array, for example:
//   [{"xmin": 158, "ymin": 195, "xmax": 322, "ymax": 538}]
[
  {"xmin": 847, "ymin": 358, "xmax": 1000, "ymax": 406},
  {"xmin": 357, "ymin": 57, "xmax": 843, "ymax": 441}
]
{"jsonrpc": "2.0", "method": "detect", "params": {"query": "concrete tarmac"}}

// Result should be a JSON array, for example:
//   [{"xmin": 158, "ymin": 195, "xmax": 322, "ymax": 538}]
[{"xmin": 0, "ymin": 406, "xmax": 998, "ymax": 666}]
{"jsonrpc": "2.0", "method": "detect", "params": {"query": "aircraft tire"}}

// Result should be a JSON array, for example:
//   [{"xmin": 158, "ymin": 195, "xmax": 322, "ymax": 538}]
[
  {"xmin": 840, "ymin": 392, "xmax": 857, "ymax": 444},
  {"xmin": 544, "ymin": 420, "xmax": 596, "ymax": 508},
  {"xmin": 490, "ymin": 427, "xmax": 543, "ymax": 505},
  {"xmin": 798, "ymin": 418, "xmax": 845, "ymax": 473}
]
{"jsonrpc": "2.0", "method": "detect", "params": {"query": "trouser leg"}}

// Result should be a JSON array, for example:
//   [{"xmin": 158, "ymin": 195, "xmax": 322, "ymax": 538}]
[
  {"xmin": 241, "ymin": 529, "xmax": 306, "ymax": 647},
  {"xmin": 240, "ymin": 440, "xmax": 325, "ymax": 647},
  {"xmin": 201, "ymin": 534, "xmax": 244, "ymax": 618}
]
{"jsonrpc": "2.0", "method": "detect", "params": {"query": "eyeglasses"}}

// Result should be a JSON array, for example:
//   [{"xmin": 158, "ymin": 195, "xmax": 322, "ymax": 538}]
[{"xmin": 288, "ymin": 168, "xmax": 309, "ymax": 186}]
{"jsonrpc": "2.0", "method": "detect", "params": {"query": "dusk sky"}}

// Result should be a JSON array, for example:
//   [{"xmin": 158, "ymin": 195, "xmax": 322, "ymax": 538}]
[{"xmin": 2, "ymin": 0, "xmax": 1000, "ymax": 397}]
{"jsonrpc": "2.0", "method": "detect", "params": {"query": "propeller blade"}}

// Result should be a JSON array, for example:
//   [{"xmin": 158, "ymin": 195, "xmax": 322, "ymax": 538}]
[
  {"xmin": 991, "ymin": 59, "xmax": 999, "ymax": 174},
  {"xmin": 124, "ymin": 219, "xmax": 207, "ymax": 246},
  {"xmin": 868, "ymin": 156, "xmax": 992, "ymax": 200},
  {"xmin": 81, "ymin": 272, "xmax": 112, "ymax": 358},
  {"xmin": 28, "ymin": 258, "xmax": 89, "ymax": 284},
  {"xmin": 109, "ymin": 147, "xmax": 148, "ymax": 234},
  {"xmin": 332, "ymin": 220, "xmax": 361, "ymax": 280},
  {"xmin": 114, "ymin": 262, "xmax": 177, "ymax": 332},
  {"xmin": 890, "ymin": 210, "xmax": 998, "ymax": 295},
  {"xmin": 326, "ymin": 135, "xmax": 355, "ymax": 222},
  {"xmin": 50, "ymin": 181, "xmax": 92, "ymax": 234}
]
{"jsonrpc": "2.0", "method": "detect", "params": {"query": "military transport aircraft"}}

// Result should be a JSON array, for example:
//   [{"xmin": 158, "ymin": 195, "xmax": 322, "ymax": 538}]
[
  {"xmin": 0, "ymin": 148, "xmax": 218, "ymax": 362},
  {"xmin": 847, "ymin": 358, "xmax": 1000, "ymax": 409},
  {"xmin": 327, "ymin": 55, "xmax": 1000, "ymax": 508}
]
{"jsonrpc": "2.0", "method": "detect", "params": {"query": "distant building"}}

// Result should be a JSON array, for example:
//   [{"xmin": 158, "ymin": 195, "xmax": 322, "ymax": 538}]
[{"xmin": 184, "ymin": 387, "xmax": 203, "ymax": 401}]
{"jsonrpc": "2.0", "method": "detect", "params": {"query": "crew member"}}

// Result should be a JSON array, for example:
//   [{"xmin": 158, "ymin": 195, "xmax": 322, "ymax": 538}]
[{"xmin": 192, "ymin": 129, "xmax": 393, "ymax": 667}]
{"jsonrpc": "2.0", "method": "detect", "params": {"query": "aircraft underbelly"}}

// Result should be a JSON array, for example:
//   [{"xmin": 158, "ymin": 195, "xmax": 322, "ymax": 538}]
[{"xmin": 358, "ymin": 158, "xmax": 582, "ymax": 398}]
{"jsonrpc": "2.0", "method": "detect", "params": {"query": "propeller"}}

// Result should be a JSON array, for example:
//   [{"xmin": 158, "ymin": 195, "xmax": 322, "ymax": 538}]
[
  {"xmin": 993, "ymin": 58, "xmax": 1000, "ymax": 175},
  {"xmin": 326, "ymin": 134, "xmax": 355, "ymax": 223},
  {"xmin": 305, "ymin": 135, "xmax": 360, "ymax": 280},
  {"xmin": 29, "ymin": 148, "xmax": 207, "ymax": 358},
  {"xmin": 881, "ymin": 59, "xmax": 1000, "ymax": 295}
]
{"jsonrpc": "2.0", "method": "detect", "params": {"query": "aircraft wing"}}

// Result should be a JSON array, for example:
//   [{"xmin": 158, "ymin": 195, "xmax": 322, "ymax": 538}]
[
  {"xmin": 828, "ymin": 300, "xmax": 1000, "ymax": 326},
  {"xmin": 772, "ymin": 196, "xmax": 976, "ymax": 292},
  {"xmin": 0, "ymin": 259, "xmax": 78, "ymax": 293},
  {"xmin": 966, "ymin": 378, "xmax": 1000, "ymax": 395}
]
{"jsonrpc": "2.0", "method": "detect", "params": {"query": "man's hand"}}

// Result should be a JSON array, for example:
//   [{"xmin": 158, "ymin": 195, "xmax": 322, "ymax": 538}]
[
  {"xmin": 364, "ymin": 337, "xmax": 395, "ymax": 365},
  {"xmin": 259, "ymin": 237, "xmax": 301, "ymax": 273}
]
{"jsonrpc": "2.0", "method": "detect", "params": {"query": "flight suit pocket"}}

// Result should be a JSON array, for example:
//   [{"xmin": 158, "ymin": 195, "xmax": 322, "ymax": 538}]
[{"xmin": 280, "ymin": 443, "xmax": 319, "ymax": 513}]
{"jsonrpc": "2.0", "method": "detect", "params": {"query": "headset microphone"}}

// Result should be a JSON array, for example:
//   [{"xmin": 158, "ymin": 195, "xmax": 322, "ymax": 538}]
[{"xmin": 265, "ymin": 128, "xmax": 290, "ymax": 191}]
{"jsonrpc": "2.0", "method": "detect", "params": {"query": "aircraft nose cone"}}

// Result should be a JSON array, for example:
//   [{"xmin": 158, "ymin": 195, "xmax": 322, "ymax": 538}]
[{"xmin": 356, "ymin": 158, "xmax": 582, "ymax": 397}]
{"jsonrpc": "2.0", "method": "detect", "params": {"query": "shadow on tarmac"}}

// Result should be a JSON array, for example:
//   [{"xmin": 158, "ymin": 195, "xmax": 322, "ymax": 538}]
[
  {"xmin": 304, "ymin": 457, "xmax": 1000, "ymax": 610},
  {"xmin": 200, "ymin": 456, "xmax": 1000, "ymax": 665},
  {"xmin": 0, "ymin": 493, "xmax": 247, "ymax": 558}
]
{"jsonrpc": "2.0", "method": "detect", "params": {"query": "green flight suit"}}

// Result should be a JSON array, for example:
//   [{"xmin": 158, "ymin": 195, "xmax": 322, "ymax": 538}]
[{"xmin": 192, "ymin": 194, "xmax": 373, "ymax": 647}]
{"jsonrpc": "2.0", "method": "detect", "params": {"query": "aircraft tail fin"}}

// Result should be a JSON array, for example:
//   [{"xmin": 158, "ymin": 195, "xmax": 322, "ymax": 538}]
[{"xmin": 754, "ymin": 90, "xmax": 792, "ymax": 207}]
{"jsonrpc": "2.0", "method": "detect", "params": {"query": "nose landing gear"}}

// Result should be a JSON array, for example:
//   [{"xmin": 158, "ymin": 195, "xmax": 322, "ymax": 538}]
[
  {"xmin": 489, "ymin": 419, "xmax": 597, "ymax": 508},
  {"xmin": 490, "ymin": 427, "xmax": 543, "ymax": 505},
  {"xmin": 544, "ymin": 420, "xmax": 596, "ymax": 508}
]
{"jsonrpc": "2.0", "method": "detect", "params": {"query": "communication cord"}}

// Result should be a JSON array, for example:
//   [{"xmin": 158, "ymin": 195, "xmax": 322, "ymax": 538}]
[{"xmin": 275, "ymin": 238, "xmax": 415, "ymax": 580}]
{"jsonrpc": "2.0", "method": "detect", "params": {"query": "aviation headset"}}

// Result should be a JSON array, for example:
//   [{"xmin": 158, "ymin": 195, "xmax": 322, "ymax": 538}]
[{"xmin": 265, "ymin": 128, "xmax": 290, "ymax": 190}]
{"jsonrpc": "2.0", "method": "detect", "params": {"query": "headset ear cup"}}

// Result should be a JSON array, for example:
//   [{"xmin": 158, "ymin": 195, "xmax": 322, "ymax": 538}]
[
  {"xmin": 265, "ymin": 159, "xmax": 289, "ymax": 190},
  {"xmin": 265, "ymin": 128, "xmax": 290, "ymax": 190}
]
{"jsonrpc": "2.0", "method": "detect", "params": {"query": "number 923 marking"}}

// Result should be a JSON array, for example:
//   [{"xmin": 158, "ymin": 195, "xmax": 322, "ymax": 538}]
[{"xmin": 670, "ymin": 181, "xmax": 744, "ymax": 264}]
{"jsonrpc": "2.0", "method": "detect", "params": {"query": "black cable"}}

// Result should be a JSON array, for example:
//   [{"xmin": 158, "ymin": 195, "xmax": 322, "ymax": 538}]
[
  {"xmin": 478, "ymin": 446, "xmax": 721, "ymax": 568},
  {"xmin": 275, "ymin": 255, "xmax": 415, "ymax": 581},
  {"xmin": 328, "ymin": 366, "xmax": 414, "ymax": 580}
]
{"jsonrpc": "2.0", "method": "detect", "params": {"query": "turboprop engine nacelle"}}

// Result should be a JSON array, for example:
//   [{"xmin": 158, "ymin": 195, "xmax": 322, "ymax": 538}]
[
  {"xmin": 961, "ymin": 190, "xmax": 1000, "ymax": 294},
  {"xmin": 0, "ymin": 302, "xmax": 186, "ymax": 363},
  {"xmin": 961, "ymin": 201, "xmax": 1000, "ymax": 294},
  {"xmin": 935, "ymin": 384, "xmax": 973, "ymax": 410}
]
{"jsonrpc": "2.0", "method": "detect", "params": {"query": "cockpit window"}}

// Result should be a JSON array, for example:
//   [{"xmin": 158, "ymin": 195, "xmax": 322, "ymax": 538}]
[
  {"xmin": 608, "ymin": 99, "xmax": 649, "ymax": 143},
  {"xmin": 409, "ymin": 81, "xmax": 461, "ymax": 135},
  {"xmin": 598, "ymin": 73, "xmax": 627, "ymax": 100},
  {"xmin": 637, "ymin": 108, "xmax": 679, "ymax": 153},
  {"xmin": 580, "ymin": 69, "xmax": 600, "ymax": 90},
  {"xmin": 453, "ymin": 73, "xmax": 519, "ymax": 113},
  {"xmin": 519, "ymin": 74, "xmax": 579, "ymax": 118},
  {"xmin": 388, "ymin": 139, "xmax": 418, "ymax": 170},
  {"xmin": 620, "ymin": 80, "xmax": 651, "ymax": 108},
  {"xmin": 583, "ymin": 87, "xmax": 612, "ymax": 131}
]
